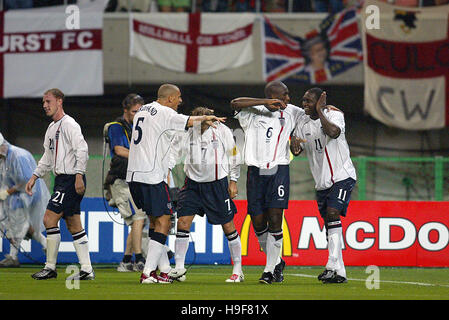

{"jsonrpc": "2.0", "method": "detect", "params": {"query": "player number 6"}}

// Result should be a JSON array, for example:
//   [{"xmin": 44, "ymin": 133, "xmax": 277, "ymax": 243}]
[{"xmin": 278, "ymin": 185, "xmax": 284, "ymax": 197}]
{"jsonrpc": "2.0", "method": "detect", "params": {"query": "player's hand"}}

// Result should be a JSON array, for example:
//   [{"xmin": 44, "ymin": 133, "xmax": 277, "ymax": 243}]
[
  {"xmin": 316, "ymin": 91, "xmax": 327, "ymax": 112},
  {"xmin": 290, "ymin": 136, "xmax": 306, "ymax": 156},
  {"xmin": 25, "ymin": 177, "xmax": 36, "ymax": 196},
  {"xmin": 75, "ymin": 174, "xmax": 85, "ymax": 196},
  {"xmin": 203, "ymin": 116, "xmax": 226, "ymax": 129},
  {"xmin": 228, "ymin": 180, "xmax": 238, "ymax": 199},
  {"xmin": 0, "ymin": 189, "xmax": 9, "ymax": 201},
  {"xmin": 265, "ymin": 99, "xmax": 286, "ymax": 111}
]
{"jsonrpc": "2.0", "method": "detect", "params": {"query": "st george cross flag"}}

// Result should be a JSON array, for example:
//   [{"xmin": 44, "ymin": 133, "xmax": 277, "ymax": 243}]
[
  {"xmin": 362, "ymin": 0, "xmax": 449, "ymax": 130},
  {"xmin": 0, "ymin": 1, "xmax": 107, "ymax": 98},
  {"xmin": 130, "ymin": 13, "xmax": 255, "ymax": 74},
  {"xmin": 262, "ymin": 6, "xmax": 363, "ymax": 83}
]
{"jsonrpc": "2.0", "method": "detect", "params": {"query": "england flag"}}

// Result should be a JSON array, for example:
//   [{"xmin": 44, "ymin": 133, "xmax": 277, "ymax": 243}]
[{"xmin": 0, "ymin": 1, "xmax": 107, "ymax": 98}]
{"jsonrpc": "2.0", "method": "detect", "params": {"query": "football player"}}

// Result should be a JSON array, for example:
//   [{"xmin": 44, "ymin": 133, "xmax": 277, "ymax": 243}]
[{"xmin": 291, "ymin": 88, "xmax": 357, "ymax": 284}]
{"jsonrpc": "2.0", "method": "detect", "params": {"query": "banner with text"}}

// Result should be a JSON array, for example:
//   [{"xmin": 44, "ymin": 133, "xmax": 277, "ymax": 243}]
[
  {"xmin": 2, "ymin": 199, "xmax": 448, "ymax": 267},
  {"xmin": 0, "ymin": 1, "xmax": 107, "ymax": 98},
  {"xmin": 362, "ymin": 0, "xmax": 449, "ymax": 130},
  {"xmin": 130, "ymin": 13, "xmax": 255, "ymax": 74}
]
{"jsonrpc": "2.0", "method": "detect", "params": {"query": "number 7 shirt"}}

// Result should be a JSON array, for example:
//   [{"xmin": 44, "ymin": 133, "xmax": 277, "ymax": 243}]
[
  {"xmin": 126, "ymin": 101, "xmax": 189, "ymax": 185},
  {"xmin": 234, "ymin": 104, "xmax": 304, "ymax": 169},
  {"xmin": 293, "ymin": 108, "xmax": 356, "ymax": 191}
]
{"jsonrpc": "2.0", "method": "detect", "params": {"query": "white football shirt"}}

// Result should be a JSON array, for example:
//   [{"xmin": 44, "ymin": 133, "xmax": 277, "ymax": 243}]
[
  {"xmin": 234, "ymin": 104, "xmax": 304, "ymax": 169},
  {"xmin": 126, "ymin": 101, "xmax": 189, "ymax": 185},
  {"xmin": 34, "ymin": 114, "xmax": 88, "ymax": 177},
  {"xmin": 293, "ymin": 108, "xmax": 356, "ymax": 191},
  {"xmin": 169, "ymin": 123, "xmax": 240, "ymax": 183}
]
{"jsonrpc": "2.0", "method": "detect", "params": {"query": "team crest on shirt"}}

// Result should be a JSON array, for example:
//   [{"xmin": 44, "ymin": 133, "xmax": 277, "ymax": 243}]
[
  {"xmin": 211, "ymin": 138, "xmax": 219, "ymax": 149},
  {"xmin": 279, "ymin": 115, "xmax": 285, "ymax": 127}
]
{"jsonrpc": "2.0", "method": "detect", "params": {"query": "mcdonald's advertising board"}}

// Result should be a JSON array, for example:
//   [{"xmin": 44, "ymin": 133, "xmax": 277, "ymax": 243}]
[
  {"xmin": 1, "ymin": 199, "xmax": 448, "ymax": 267},
  {"xmin": 235, "ymin": 200, "xmax": 449, "ymax": 267}
]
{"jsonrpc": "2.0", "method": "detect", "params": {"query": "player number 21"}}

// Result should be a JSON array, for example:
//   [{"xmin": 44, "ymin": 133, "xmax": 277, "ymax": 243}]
[{"xmin": 52, "ymin": 191, "xmax": 65, "ymax": 204}]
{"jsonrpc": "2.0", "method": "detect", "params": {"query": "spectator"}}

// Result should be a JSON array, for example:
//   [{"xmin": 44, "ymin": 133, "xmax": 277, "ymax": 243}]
[
  {"xmin": 313, "ymin": 0, "xmax": 344, "ymax": 13},
  {"xmin": 158, "ymin": 0, "xmax": 190, "ymax": 11},
  {"xmin": 105, "ymin": 0, "xmax": 118, "ymax": 11},
  {"xmin": 33, "ymin": 0, "xmax": 76, "ymax": 7},
  {"xmin": 118, "ymin": 0, "xmax": 153, "ymax": 11},
  {"xmin": 0, "ymin": 133, "xmax": 49, "ymax": 268},
  {"xmin": 423, "ymin": 0, "xmax": 449, "ymax": 5},
  {"xmin": 233, "ymin": 0, "xmax": 265, "ymax": 12},
  {"xmin": 5, "ymin": 0, "xmax": 33, "ymax": 9},
  {"xmin": 289, "ymin": 0, "xmax": 313, "ymax": 12},
  {"xmin": 201, "ymin": 0, "xmax": 229, "ymax": 12},
  {"xmin": 267, "ymin": 0, "xmax": 286, "ymax": 12}
]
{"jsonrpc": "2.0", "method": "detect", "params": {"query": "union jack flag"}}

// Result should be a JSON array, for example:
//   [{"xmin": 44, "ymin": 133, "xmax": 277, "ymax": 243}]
[{"xmin": 262, "ymin": 7, "xmax": 363, "ymax": 84}]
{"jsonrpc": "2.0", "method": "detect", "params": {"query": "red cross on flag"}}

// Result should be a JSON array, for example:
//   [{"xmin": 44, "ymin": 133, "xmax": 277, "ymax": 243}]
[
  {"xmin": 0, "ymin": 1, "xmax": 106, "ymax": 98},
  {"xmin": 362, "ymin": 0, "xmax": 449, "ymax": 130},
  {"xmin": 130, "ymin": 13, "xmax": 255, "ymax": 74}
]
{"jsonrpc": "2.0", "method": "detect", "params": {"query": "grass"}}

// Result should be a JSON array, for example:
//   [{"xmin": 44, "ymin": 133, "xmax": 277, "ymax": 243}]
[{"xmin": 1, "ymin": 265, "xmax": 449, "ymax": 301}]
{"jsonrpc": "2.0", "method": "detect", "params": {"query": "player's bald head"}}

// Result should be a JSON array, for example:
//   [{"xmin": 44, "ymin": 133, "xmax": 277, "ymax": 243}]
[
  {"xmin": 157, "ymin": 84, "xmax": 180, "ymax": 99},
  {"xmin": 264, "ymin": 81, "xmax": 287, "ymax": 98}
]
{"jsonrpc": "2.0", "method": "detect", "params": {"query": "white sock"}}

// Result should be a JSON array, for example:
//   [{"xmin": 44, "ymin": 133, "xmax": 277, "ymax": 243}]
[
  {"xmin": 9, "ymin": 238, "xmax": 21, "ymax": 259},
  {"xmin": 256, "ymin": 227, "xmax": 281, "ymax": 266},
  {"xmin": 158, "ymin": 246, "xmax": 171, "ymax": 274},
  {"xmin": 226, "ymin": 231, "xmax": 242, "ymax": 275},
  {"xmin": 175, "ymin": 230, "xmax": 190, "ymax": 270},
  {"xmin": 143, "ymin": 232, "xmax": 167, "ymax": 275},
  {"xmin": 33, "ymin": 230, "xmax": 47, "ymax": 249},
  {"xmin": 45, "ymin": 227, "xmax": 60, "ymax": 270},
  {"xmin": 337, "ymin": 231, "xmax": 346, "ymax": 278},
  {"xmin": 326, "ymin": 224, "xmax": 343, "ymax": 274},
  {"xmin": 72, "ymin": 230, "xmax": 92, "ymax": 273},
  {"xmin": 255, "ymin": 227, "xmax": 268, "ymax": 253},
  {"xmin": 264, "ymin": 230, "xmax": 283, "ymax": 273}
]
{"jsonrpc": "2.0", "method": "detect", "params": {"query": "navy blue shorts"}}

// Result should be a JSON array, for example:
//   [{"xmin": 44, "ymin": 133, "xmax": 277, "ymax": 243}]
[
  {"xmin": 129, "ymin": 181, "xmax": 172, "ymax": 217},
  {"xmin": 46, "ymin": 174, "xmax": 86, "ymax": 218},
  {"xmin": 177, "ymin": 177, "xmax": 237, "ymax": 225},
  {"xmin": 246, "ymin": 165, "xmax": 290, "ymax": 216},
  {"xmin": 316, "ymin": 177, "xmax": 356, "ymax": 218}
]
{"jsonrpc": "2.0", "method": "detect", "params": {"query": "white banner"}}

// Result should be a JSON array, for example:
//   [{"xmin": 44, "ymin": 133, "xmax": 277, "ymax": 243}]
[
  {"xmin": 1, "ymin": 0, "xmax": 107, "ymax": 98},
  {"xmin": 362, "ymin": 0, "xmax": 449, "ymax": 130},
  {"xmin": 130, "ymin": 13, "xmax": 255, "ymax": 74}
]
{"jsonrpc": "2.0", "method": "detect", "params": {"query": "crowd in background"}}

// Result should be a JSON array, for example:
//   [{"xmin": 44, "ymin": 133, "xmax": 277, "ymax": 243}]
[
  {"xmin": 2, "ymin": 0, "xmax": 449, "ymax": 13},
  {"xmin": 105, "ymin": 0, "xmax": 351, "ymax": 13},
  {"xmin": 3, "ymin": 0, "xmax": 449, "ymax": 13}
]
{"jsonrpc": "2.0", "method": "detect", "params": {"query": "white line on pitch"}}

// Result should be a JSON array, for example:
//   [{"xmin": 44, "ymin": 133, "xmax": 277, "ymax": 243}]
[{"xmin": 291, "ymin": 273, "xmax": 449, "ymax": 288}]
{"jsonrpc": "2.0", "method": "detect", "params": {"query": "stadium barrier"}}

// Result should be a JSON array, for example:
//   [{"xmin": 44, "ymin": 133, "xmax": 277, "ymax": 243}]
[
  {"xmin": 1, "ymin": 198, "xmax": 448, "ymax": 267},
  {"xmin": 31, "ymin": 155, "xmax": 449, "ymax": 201}
]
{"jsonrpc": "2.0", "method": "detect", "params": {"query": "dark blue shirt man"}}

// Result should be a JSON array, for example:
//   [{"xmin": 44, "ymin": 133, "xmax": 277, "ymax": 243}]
[{"xmin": 104, "ymin": 93, "xmax": 147, "ymax": 272}]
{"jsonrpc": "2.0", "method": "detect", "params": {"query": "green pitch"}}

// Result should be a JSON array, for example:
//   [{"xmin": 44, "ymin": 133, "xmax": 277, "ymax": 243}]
[{"xmin": 1, "ymin": 265, "xmax": 449, "ymax": 300}]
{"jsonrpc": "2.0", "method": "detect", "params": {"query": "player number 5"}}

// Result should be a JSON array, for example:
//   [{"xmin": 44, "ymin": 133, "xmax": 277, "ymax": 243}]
[{"xmin": 134, "ymin": 117, "xmax": 144, "ymax": 144}]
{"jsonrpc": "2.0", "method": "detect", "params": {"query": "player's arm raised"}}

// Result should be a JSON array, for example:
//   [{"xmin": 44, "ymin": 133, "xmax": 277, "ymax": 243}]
[
  {"xmin": 316, "ymin": 92, "xmax": 341, "ymax": 139},
  {"xmin": 230, "ymin": 97, "xmax": 286, "ymax": 111},
  {"xmin": 186, "ymin": 115, "xmax": 226, "ymax": 129}
]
